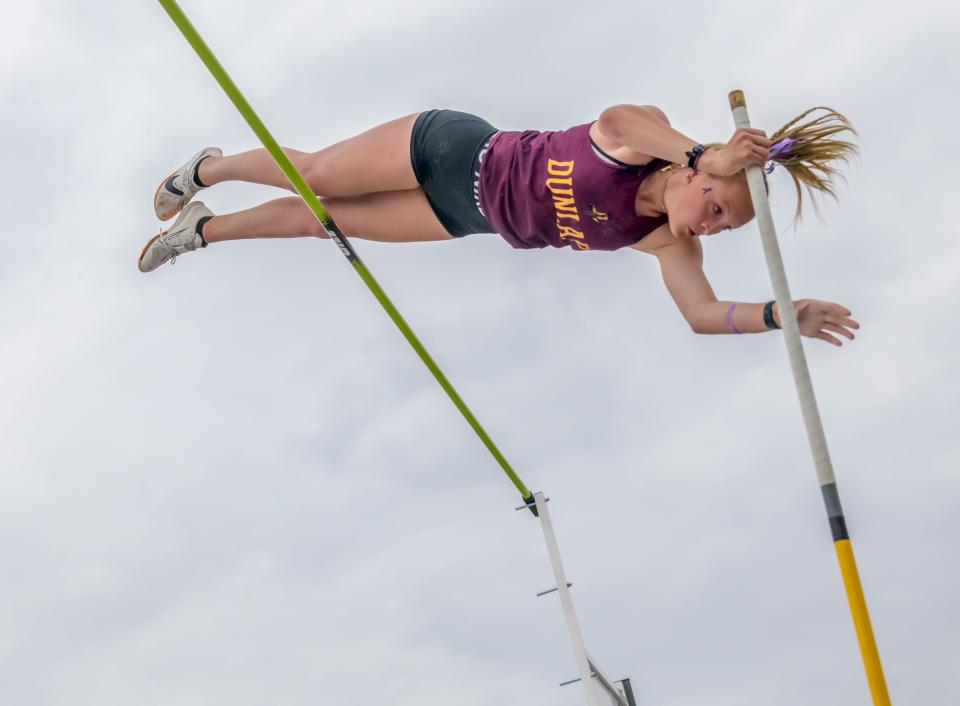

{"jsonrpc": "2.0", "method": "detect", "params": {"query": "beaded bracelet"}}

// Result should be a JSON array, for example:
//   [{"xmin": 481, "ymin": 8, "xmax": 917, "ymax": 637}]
[{"xmin": 685, "ymin": 144, "xmax": 708, "ymax": 170}]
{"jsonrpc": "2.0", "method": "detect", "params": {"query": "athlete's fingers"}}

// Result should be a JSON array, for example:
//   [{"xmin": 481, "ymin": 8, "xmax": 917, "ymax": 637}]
[
  {"xmin": 740, "ymin": 141, "xmax": 767, "ymax": 163},
  {"xmin": 823, "ymin": 322, "xmax": 855, "ymax": 340},
  {"xmin": 748, "ymin": 134, "xmax": 773, "ymax": 152},
  {"xmin": 732, "ymin": 130, "xmax": 772, "ymax": 162},
  {"xmin": 818, "ymin": 331, "xmax": 843, "ymax": 346},
  {"xmin": 827, "ymin": 316, "xmax": 860, "ymax": 332},
  {"xmin": 826, "ymin": 303, "xmax": 853, "ymax": 317},
  {"xmin": 734, "ymin": 129, "xmax": 768, "ymax": 148},
  {"xmin": 821, "ymin": 304, "xmax": 858, "ymax": 326}
]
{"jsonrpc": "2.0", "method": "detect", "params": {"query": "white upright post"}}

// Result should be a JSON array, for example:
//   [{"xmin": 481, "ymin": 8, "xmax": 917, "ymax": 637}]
[{"xmin": 534, "ymin": 492, "xmax": 605, "ymax": 706}]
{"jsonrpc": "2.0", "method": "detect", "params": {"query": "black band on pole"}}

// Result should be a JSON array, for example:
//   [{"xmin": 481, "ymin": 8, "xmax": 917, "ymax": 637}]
[
  {"xmin": 821, "ymin": 483, "xmax": 850, "ymax": 541},
  {"xmin": 829, "ymin": 515, "xmax": 850, "ymax": 542}
]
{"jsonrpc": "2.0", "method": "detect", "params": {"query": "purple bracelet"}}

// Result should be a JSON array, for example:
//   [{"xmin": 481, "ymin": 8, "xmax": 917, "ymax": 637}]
[{"xmin": 726, "ymin": 302, "xmax": 742, "ymax": 334}]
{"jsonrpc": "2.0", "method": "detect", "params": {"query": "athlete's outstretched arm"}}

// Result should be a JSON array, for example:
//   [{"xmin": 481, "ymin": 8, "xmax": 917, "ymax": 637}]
[
  {"xmin": 597, "ymin": 104, "xmax": 771, "ymax": 174},
  {"xmin": 648, "ymin": 239, "xmax": 859, "ymax": 345}
]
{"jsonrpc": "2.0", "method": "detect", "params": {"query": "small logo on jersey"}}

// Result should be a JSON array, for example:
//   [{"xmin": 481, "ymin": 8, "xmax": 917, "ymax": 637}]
[{"xmin": 589, "ymin": 204, "xmax": 609, "ymax": 223}]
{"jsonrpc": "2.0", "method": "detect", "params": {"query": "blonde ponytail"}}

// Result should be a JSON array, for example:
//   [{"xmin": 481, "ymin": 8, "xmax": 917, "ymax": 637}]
[{"xmin": 767, "ymin": 106, "xmax": 859, "ymax": 223}]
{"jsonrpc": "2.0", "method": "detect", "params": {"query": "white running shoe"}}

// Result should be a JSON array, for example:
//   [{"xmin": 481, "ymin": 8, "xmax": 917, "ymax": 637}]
[
  {"xmin": 153, "ymin": 147, "xmax": 221, "ymax": 221},
  {"xmin": 138, "ymin": 202, "xmax": 214, "ymax": 273}
]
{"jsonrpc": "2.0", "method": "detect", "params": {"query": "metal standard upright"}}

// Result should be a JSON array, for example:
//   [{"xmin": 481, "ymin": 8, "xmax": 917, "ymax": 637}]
[
  {"xmin": 530, "ymin": 492, "xmax": 636, "ymax": 706},
  {"xmin": 729, "ymin": 90, "xmax": 891, "ymax": 705}
]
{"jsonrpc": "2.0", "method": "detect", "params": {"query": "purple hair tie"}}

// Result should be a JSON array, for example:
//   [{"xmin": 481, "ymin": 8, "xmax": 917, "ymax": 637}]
[
  {"xmin": 726, "ymin": 302, "xmax": 742, "ymax": 334},
  {"xmin": 763, "ymin": 137, "xmax": 803, "ymax": 174}
]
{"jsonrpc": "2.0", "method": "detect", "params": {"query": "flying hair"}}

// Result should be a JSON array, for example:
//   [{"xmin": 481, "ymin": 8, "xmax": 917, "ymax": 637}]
[
  {"xmin": 707, "ymin": 106, "xmax": 859, "ymax": 225},
  {"xmin": 766, "ymin": 106, "xmax": 859, "ymax": 223}
]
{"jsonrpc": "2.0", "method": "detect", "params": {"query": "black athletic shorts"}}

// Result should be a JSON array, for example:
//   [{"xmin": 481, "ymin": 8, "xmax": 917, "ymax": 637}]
[{"xmin": 410, "ymin": 109, "xmax": 498, "ymax": 237}]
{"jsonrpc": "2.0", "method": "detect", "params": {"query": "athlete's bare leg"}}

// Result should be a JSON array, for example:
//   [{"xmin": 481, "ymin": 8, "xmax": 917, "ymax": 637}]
[
  {"xmin": 202, "ymin": 192, "xmax": 454, "ymax": 245},
  {"xmin": 196, "ymin": 113, "xmax": 422, "ymax": 198}
]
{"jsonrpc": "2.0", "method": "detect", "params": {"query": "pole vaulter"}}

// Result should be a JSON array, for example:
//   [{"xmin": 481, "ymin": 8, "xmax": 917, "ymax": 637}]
[{"xmin": 152, "ymin": 2, "xmax": 889, "ymax": 701}]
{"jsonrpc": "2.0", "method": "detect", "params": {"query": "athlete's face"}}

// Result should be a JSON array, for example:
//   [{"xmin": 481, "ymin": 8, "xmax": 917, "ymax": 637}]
[{"xmin": 666, "ymin": 170, "xmax": 755, "ymax": 239}]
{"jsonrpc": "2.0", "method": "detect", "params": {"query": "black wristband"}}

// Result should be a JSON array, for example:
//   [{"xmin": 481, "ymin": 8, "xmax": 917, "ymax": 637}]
[
  {"xmin": 685, "ymin": 144, "xmax": 707, "ymax": 170},
  {"xmin": 763, "ymin": 300, "xmax": 780, "ymax": 330}
]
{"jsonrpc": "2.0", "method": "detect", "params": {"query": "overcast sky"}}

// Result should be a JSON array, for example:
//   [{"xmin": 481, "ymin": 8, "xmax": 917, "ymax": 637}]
[{"xmin": 2, "ymin": 1, "xmax": 958, "ymax": 705}]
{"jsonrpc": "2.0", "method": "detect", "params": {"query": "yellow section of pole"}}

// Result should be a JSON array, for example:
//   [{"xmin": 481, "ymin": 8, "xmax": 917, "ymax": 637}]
[{"xmin": 835, "ymin": 540, "xmax": 892, "ymax": 706}]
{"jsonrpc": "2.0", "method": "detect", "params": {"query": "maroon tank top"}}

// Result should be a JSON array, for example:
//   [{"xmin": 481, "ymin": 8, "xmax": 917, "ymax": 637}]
[{"xmin": 477, "ymin": 122, "xmax": 668, "ymax": 251}]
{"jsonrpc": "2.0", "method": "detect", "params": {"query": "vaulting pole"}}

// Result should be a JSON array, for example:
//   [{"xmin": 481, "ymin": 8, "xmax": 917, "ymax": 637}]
[
  {"xmin": 157, "ymin": 0, "xmax": 535, "ymax": 511},
  {"xmin": 728, "ymin": 90, "xmax": 891, "ymax": 705}
]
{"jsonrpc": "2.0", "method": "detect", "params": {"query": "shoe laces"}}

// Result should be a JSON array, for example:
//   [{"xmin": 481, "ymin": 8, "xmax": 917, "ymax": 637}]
[{"xmin": 156, "ymin": 227, "xmax": 179, "ymax": 266}]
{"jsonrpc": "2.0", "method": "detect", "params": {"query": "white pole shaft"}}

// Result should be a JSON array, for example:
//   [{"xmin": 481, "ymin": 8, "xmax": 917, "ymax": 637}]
[{"xmin": 728, "ymin": 93, "xmax": 836, "ymax": 488}]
